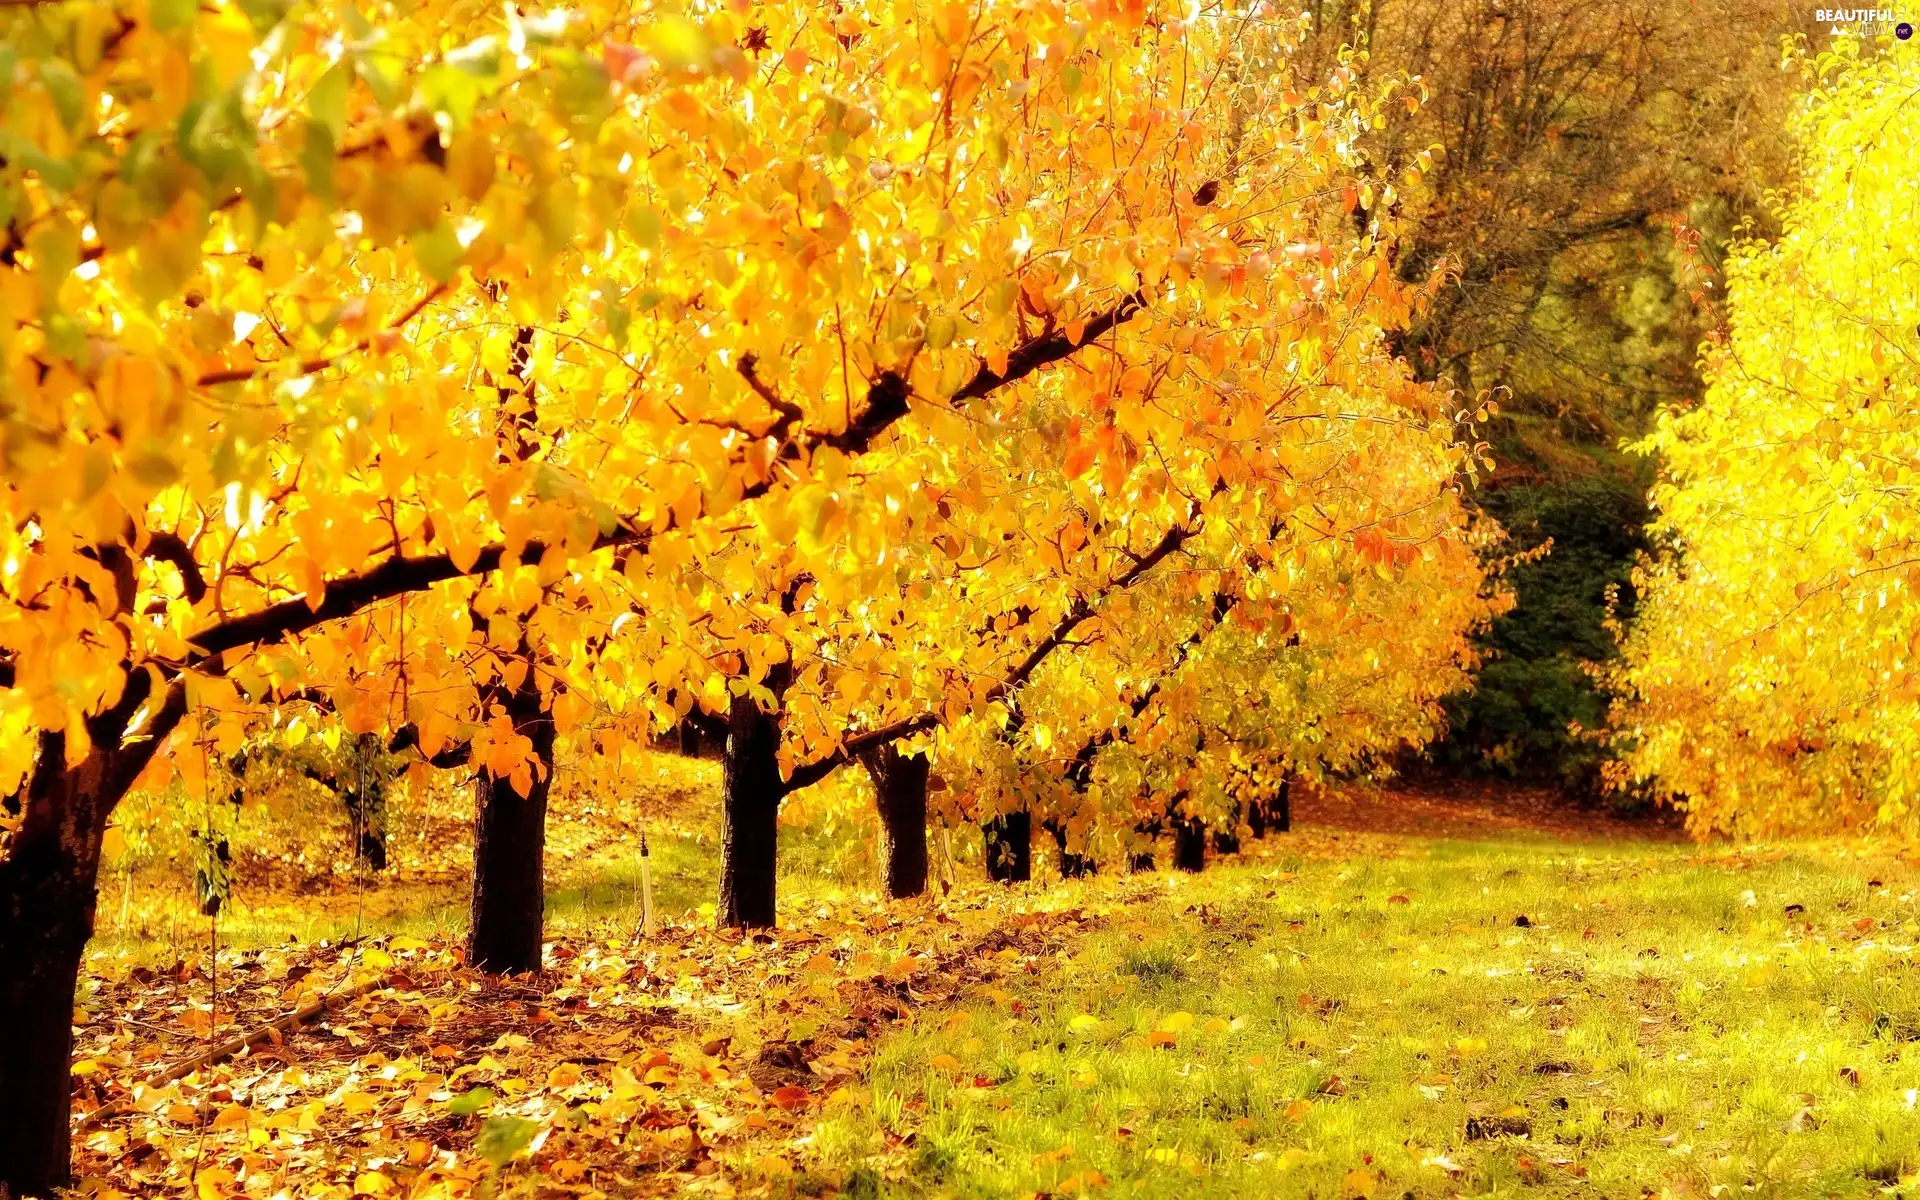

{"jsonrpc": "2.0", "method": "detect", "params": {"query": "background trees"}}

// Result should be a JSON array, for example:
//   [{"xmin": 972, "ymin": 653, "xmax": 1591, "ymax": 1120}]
[{"xmin": 1286, "ymin": 0, "xmax": 1810, "ymax": 789}]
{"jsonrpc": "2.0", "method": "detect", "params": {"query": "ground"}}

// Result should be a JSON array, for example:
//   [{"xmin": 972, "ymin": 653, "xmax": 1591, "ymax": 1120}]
[{"xmin": 67, "ymin": 769, "xmax": 1920, "ymax": 1199}]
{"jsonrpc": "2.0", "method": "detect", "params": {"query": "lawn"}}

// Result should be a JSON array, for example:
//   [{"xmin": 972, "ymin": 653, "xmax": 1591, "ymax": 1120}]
[
  {"xmin": 806, "ymin": 829, "xmax": 1920, "ymax": 1198},
  {"xmin": 69, "ymin": 776, "xmax": 1920, "ymax": 1199}
]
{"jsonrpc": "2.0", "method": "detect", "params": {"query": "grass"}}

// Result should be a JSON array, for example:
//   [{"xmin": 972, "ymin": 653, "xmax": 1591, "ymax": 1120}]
[
  {"xmin": 808, "ymin": 834, "xmax": 1920, "ymax": 1198},
  {"xmin": 79, "ymin": 765, "xmax": 1920, "ymax": 1197},
  {"xmin": 85, "ymin": 750, "xmax": 884, "ymax": 967}
]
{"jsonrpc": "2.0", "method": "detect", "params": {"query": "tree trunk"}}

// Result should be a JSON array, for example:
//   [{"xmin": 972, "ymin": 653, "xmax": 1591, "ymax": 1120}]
[
  {"xmin": 983, "ymin": 810, "xmax": 1031, "ymax": 883},
  {"xmin": 1247, "ymin": 795, "xmax": 1267, "ymax": 838},
  {"xmin": 1173, "ymin": 816, "xmax": 1207, "ymax": 873},
  {"xmin": 1213, "ymin": 802, "xmax": 1242, "ymax": 856},
  {"xmin": 467, "ymin": 675, "xmax": 555, "ymax": 975},
  {"xmin": 678, "ymin": 721, "xmax": 701, "ymax": 758},
  {"xmin": 1044, "ymin": 818, "xmax": 1097, "ymax": 879},
  {"xmin": 1273, "ymin": 776, "xmax": 1292, "ymax": 833},
  {"xmin": 0, "ymin": 743, "xmax": 113, "ymax": 1197},
  {"xmin": 1128, "ymin": 817, "xmax": 1162, "ymax": 873},
  {"xmin": 346, "ymin": 733, "xmax": 387, "ymax": 872},
  {"xmin": 719, "ymin": 682, "xmax": 788, "ymax": 930},
  {"xmin": 861, "ymin": 745, "xmax": 930, "ymax": 900}
]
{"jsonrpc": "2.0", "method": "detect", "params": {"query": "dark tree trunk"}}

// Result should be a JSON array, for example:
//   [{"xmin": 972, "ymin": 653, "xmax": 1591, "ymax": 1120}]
[
  {"xmin": 861, "ymin": 745, "xmax": 930, "ymax": 900},
  {"xmin": 345, "ymin": 733, "xmax": 387, "ymax": 872},
  {"xmin": 1213, "ymin": 803, "xmax": 1242, "ymax": 856},
  {"xmin": 1129, "ymin": 817, "xmax": 1162, "ymax": 873},
  {"xmin": 678, "ymin": 721, "xmax": 701, "ymax": 758},
  {"xmin": 1173, "ymin": 816, "xmax": 1207, "ymax": 873},
  {"xmin": 719, "ymin": 670, "xmax": 789, "ymax": 930},
  {"xmin": 1247, "ymin": 795, "xmax": 1267, "ymax": 838},
  {"xmin": 1044, "ymin": 818, "xmax": 1097, "ymax": 879},
  {"xmin": 983, "ymin": 810, "xmax": 1031, "ymax": 883},
  {"xmin": 356, "ymin": 827, "xmax": 388, "ymax": 872},
  {"xmin": 0, "ymin": 738, "xmax": 121, "ymax": 1197},
  {"xmin": 467, "ymin": 672, "xmax": 555, "ymax": 975},
  {"xmin": 1273, "ymin": 776, "xmax": 1292, "ymax": 833}
]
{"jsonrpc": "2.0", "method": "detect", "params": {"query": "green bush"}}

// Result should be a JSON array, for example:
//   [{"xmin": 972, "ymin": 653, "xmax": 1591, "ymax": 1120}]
[{"xmin": 1441, "ymin": 470, "xmax": 1648, "ymax": 796}]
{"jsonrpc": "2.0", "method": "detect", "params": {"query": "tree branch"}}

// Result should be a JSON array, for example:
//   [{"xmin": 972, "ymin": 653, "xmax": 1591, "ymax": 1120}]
[
  {"xmin": 155, "ymin": 290, "xmax": 1148, "ymax": 731},
  {"xmin": 782, "ymin": 512, "xmax": 1197, "ymax": 794}
]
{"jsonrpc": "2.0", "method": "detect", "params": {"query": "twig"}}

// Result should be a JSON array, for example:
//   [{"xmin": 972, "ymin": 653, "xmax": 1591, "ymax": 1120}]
[{"xmin": 79, "ymin": 974, "xmax": 391, "ymax": 1128}]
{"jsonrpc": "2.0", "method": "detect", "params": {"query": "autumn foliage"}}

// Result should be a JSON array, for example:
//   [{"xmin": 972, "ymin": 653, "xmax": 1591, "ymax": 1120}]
[
  {"xmin": 1610, "ymin": 39, "xmax": 1920, "ymax": 835},
  {"xmin": 0, "ymin": 0, "xmax": 1512, "ymax": 1192}
]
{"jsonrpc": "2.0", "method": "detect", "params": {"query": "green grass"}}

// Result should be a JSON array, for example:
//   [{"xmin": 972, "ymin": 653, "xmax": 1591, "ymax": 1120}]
[
  {"xmin": 84, "ymin": 751, "xmax": 882, "ymax": 966},
  {"xmin": 809, "ymin": 836, "xmax": 1920, "ymax": 1198}
]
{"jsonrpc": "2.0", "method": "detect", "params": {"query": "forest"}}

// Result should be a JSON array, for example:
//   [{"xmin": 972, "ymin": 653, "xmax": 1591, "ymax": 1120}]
[{"xmin": 2, "ymin": 0, "xmax": 1917, "ymax": 1196}]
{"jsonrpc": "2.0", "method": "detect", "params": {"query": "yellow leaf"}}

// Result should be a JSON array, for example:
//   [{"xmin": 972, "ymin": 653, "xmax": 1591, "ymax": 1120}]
[{"xmin": 211, "ymin": 1103, "xmax": 251, "ymax": 1131}]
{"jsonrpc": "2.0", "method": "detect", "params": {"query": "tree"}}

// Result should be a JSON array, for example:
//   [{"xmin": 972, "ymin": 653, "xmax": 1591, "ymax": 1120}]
[
  {"xmin": 0, "ymin": 0, "xmax": 1499, "ymax": 1187},
  {"xmin": 1284, "ymin": 0, "xmax": 1806, "ymax": 790},
  {"xmin": 1610, "ymin": 38, "xmax": 1920, "ymax": 835}
]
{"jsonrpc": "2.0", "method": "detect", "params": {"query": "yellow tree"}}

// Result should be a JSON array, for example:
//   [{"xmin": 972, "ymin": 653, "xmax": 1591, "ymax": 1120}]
[
  {"xmin": 947, "ymin": 493, "xmax": 1504, "ymax": 873},
  {"xmin": 0, "ymin": 0, "xmax": 1481, "ymax": 1189},
  {"xmin": 1610, "ymin": 38, "xmax": 1920, "ymax": 835}
]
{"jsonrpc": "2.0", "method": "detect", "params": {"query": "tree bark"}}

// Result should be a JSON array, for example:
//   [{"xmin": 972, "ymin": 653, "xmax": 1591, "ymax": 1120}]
[
  {"xmin": 1273, "ymin": 776, "xmax": 1292, "ymax": 833},
  {"xmin": 719, "ymin": 674, "xmax": 789, "ymax": 930},
  {"xmin": 1173, "ymin": 816, "xmax": 1207, "ymax": 873},
  {"xmin": 466, "ymin": 673, "xmax": 555, "ymax": 975},
  {"xmin": 1128, "ymin": 817, "xmax": 1162, "ymax": 873},
  {"xmin": 1044, "ymin": 818, "xmax": 1097, "ymax": 879},
  {"xmin": 861, "ymin": 745, "xmax": 930, "ymax": 900},
  {"xmin": 678, "ymin": 721, "xmax": 701, "ymax": 758},
  {"xmin": 983, "ymin": 810, "xmax": 1032, "ymax": 883},
  {"xmin": 1, "ymin": 680, "xmax": 180, "ymax": 1199},
  {"xmin": 345, "ymin": 733, "xmax": 388, "ymax": 872},
  {"xmin": 0, "ymin": 742, "xmax": 116, "ymax": 1196},
  {"xmin": 1212, "ymin": 802, "xmax": 1242, "ymax": 856}
]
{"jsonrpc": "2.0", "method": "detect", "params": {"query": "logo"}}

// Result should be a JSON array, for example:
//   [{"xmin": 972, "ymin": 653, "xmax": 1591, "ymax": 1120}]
[{"xmin": 1816, "ymin": 8, "xmax": 1913, "ymax": 35}]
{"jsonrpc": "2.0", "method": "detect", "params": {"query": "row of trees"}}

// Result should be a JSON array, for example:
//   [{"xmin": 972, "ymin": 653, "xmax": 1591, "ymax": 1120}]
[{"xmin": 0, "ymin": 0, "xmax": 1507, "ymax": 1191}]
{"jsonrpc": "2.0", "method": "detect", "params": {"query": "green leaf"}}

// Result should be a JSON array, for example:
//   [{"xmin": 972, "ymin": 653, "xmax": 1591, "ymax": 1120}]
[
  {"xmin": 301, "ymin": 122, "xmax": 337, "ymax": 201},
  {"xmin": 39, "ymin": 60, "xmax": 86, "ymax": 131},
  {"xmin": 419, "ymin": 63, "xmax": 483, "ymax": 127},
  {"xmin": 355, "ymin": 49, "xmax": 401, "ymax": 111},
  {"xmin": 447, "ymin": 35, "xmax": 502, "ymax": 78},
  {"xmin": 476, "ymin": 1114, "xmax": 539, "ymax": 1166},
  {"xmin": 602, "ymin": 298, "xmax": 632, "ymax": 349},
  {"xmin": 411, "ymin": 220, "xmax": 465, "ymax": 284},
  {"xmin": 235, "ymin": 0, "xmax": 292, "ymax": 34},
  {"xmin": 150, "ymin": 0, "xmax": 198, "ymax": 33},
  {"xmin": 127, "ymin": 451, "xmax": 182, "ymax": 487},
  {"xmin": 308, "ymin": 62, "xmax": 352, "ymax": 140},
  {"xmin": 446, "ymin": 1086, "xmax": 495, "ymax": 1116}
]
